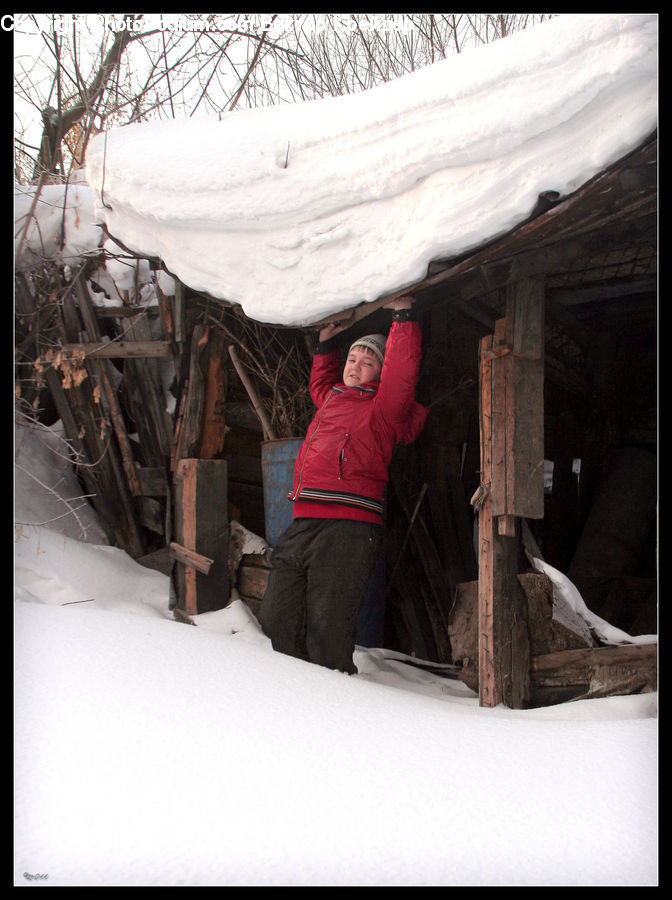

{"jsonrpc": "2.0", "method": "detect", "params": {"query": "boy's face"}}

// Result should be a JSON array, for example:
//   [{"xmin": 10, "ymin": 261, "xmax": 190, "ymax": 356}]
[{"xmin": 343, "ymin": 346, "xmax": 382, "ymax": 387}]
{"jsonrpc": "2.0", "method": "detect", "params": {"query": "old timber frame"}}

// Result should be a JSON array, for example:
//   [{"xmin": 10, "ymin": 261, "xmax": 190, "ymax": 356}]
[{"xmin": 476, "ymin": 277, "xmax": 545, "ymax": 707}]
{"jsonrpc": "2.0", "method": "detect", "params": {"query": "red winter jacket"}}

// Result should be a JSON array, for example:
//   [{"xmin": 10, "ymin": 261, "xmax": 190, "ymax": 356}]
[{"xmin": 289, "ymin": 320, "xmax": 428, "ymax": 524}]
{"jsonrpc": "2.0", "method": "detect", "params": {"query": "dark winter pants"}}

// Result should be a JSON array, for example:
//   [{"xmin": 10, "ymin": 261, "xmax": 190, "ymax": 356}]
[{"xmin": 258, "ymin": 518, "xmax": 383, "ymax": 674}]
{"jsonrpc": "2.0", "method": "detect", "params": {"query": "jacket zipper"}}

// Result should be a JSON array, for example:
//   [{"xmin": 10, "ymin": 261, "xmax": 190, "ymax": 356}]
[
  {"xmin": 338, "ymin": 433, "xmax": 351, "ymax": 479},
  {"xmin": 290, "ymin": 389, "xmax": 335, "ymax": 501}
]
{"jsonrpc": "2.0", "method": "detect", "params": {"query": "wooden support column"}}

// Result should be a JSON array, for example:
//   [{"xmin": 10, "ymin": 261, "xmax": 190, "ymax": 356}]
[
  {"xmin": 173, "ymin": 458, "xmax": 229, "ymax": 615},
  {"xmin": 477, "ymin": 277, "xmax": 545, "ymax": 707}
]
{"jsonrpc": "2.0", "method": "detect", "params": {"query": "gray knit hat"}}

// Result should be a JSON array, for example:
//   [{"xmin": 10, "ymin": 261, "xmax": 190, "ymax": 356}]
[{"xmin": 348, "ymin": 334, "xmax": 386, "ymax": 367}]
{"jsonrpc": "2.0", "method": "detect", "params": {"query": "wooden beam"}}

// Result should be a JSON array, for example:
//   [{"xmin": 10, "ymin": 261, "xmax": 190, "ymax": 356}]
[{"xmin": 60, "ymin": 340, "xmax": 173, "ymax": 358}]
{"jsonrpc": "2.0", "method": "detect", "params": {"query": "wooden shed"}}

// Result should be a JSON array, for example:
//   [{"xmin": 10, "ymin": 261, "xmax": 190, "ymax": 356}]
[{"xmin": 15, "ymin": 129, "xmax": 657, "ymax": 708}]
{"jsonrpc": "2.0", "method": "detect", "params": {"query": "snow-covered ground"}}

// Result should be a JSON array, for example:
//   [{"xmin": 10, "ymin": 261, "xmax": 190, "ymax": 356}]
[{"xmin": 13, "ymin": 417, "xmax": 658, "ymax": 887}]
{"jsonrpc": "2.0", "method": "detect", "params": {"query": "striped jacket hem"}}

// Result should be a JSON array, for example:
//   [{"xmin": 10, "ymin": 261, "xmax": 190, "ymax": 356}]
[{"xmin": 289, "ymin": 487, "xmax": 384, "ymax": 517}]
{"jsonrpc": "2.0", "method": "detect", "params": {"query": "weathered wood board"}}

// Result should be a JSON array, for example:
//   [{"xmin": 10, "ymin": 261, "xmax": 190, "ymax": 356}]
[{"xmin": 173, "ymin": 458, "xmax": 229, "ymax": 615}]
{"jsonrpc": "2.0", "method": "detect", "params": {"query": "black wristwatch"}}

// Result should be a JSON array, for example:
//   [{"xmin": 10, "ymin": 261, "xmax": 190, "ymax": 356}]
[
  {"xmin": 314, "ymin": 335, "xmax": 337, "ymax": 354},
  {"xmin": 391, "ymin": 307, "xmax": 414, "ymax": 323}
]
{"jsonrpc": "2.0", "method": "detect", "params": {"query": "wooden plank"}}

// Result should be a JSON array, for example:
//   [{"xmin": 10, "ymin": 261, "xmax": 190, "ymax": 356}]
[
  {"xmin": 98, "ymin": 365, "xmax": 142, "ymax": 496},
  {"xmin": 170, "ymin": 541, "xmax": 214, "ymax": 575},
  {"xmin": 122, "ymin": 312, "xmax": 174, "ymax": 469},
  {"xmin": 60, "ymin": 341, "xmax": 173, "ymax": 358},
  {"xmin": 175, "ymin": 458, "xmax": 198, "ymax": 615}
]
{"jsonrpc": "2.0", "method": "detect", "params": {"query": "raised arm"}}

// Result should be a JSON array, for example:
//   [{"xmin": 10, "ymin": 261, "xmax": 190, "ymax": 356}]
[
  {"xmin": 376, "ymin": 296, "xmax": 422, "ymax": 423},
  {"xmin": 308, "ymin": 320, "xmax": 347, "ymax": 407}
]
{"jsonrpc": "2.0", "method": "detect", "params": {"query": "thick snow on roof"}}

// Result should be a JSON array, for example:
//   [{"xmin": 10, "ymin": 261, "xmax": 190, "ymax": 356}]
[{"xmin": 79, "ymin": 14, "xmax": 656, "ymax": 326}]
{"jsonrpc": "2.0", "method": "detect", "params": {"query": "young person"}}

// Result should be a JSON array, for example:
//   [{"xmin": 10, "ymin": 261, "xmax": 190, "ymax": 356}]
[{"xmin": 258, "ymin": 296, "xmax": 428, "ymax": 674}]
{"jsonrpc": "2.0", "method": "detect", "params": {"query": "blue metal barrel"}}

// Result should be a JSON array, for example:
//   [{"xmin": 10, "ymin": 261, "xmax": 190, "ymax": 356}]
[{"xmin": 261, "ymin": 437, "xmax": 303, "ymax": 547}]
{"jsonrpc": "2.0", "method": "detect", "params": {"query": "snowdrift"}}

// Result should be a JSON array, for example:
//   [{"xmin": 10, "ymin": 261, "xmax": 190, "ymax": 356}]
[{"xmin": 83, "ymin": 13, "xmax": 657, "ymax": 325}]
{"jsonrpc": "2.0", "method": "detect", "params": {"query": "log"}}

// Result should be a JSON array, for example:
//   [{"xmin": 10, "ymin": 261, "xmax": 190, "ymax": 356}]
[
  {"xmin": 451, "ymin": 573, "xmax": 594, "ymax": 695},
  {"xmin": 531, "ymin": 643, "xmax": 657, "ymax": 706},
  {"xmin": 450, "ymin": 576, "xmax": 656, "ymax": 706}
]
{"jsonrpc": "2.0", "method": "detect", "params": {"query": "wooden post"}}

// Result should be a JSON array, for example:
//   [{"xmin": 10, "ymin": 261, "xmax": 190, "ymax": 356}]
[
  {"xmin": 476, "ymin": 277, "xmax": 545, "ymax": 708},
  {"xmin": 173, "ymin": 458, "xmax": 229, "ymax": 615},
  {"xmin": 199, "ymin": 329, "xmax": 229, "ymax": 460},
  {"xmin": 477, "ymin": 333, "xmax": 498, "ymax": 706}
]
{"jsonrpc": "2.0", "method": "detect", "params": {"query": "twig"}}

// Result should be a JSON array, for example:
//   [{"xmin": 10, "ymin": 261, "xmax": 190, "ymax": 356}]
[
  {"xmin": 14, "ymin": 173, "xmax": 46, "ymax": 266},
  {"xmin": 14, "ymin": 462, "xmax": 97, "ymax": 539},
  {"xmin": 228, "ymin": 344, "xmax": 276, "ymax": 440}
]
